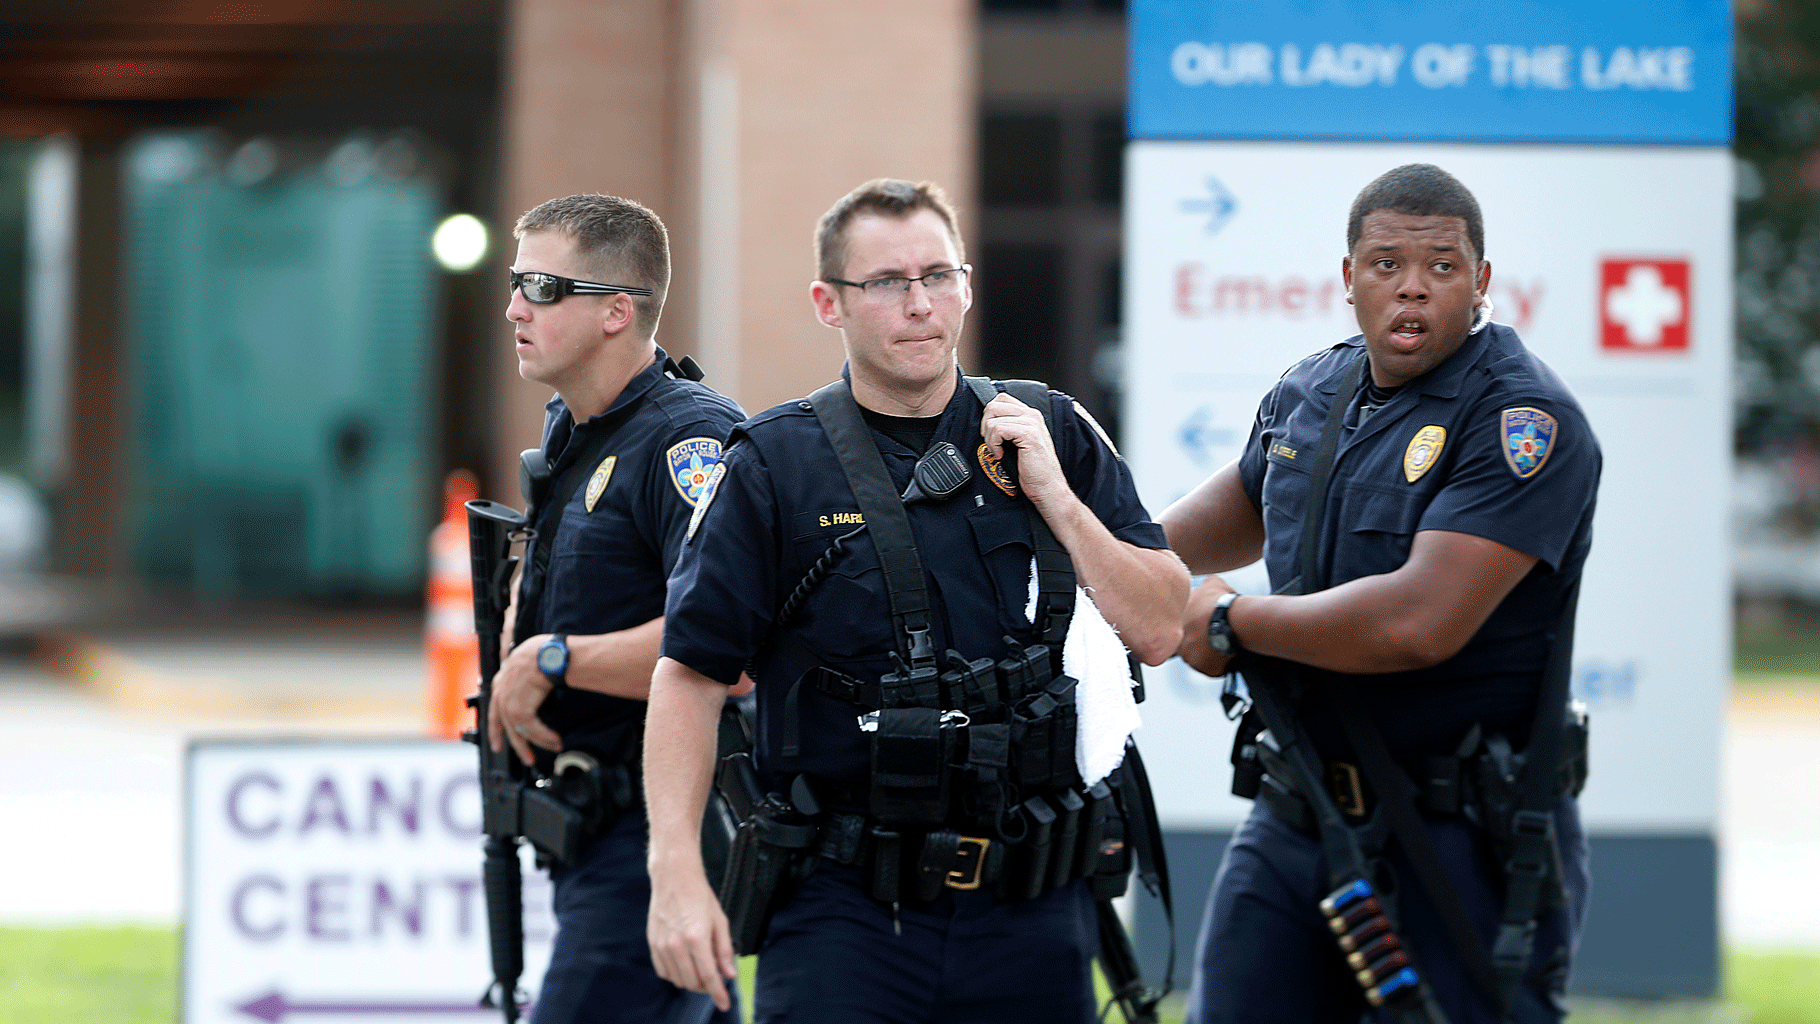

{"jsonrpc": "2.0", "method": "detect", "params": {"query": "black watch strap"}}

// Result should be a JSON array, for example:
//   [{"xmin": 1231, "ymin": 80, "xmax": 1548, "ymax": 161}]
[{"xmin": 1207, "ymin": 592, "xmax": 1241, "ymax": 656}]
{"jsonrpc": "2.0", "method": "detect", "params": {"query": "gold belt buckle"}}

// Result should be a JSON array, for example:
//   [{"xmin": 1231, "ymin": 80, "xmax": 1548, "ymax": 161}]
[
  {"xmin": 1328, "ymin": 762, "xmax": 1367, "ymax": 818},
  {"xmin": 946, "ymin": 836, "xmax": 991, "ymax": 890}
]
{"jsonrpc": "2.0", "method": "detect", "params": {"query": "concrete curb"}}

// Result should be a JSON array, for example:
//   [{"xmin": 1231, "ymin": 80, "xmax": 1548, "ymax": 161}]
[{"xmin": 32, "ymin": 631, "xmax": 425, "ymax": 722}]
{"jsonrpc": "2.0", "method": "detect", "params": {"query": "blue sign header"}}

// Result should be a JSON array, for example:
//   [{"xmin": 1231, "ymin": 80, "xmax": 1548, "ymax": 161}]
[{"xmin": 1130, "ymin": 0, "xmax": 1732, "ymax": 145}]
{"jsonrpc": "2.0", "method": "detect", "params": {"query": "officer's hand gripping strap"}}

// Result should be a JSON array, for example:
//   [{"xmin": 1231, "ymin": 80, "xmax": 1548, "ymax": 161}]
[{"xmin": 965, "ymin": 376, "xmax": 1078, "ymax": 652}]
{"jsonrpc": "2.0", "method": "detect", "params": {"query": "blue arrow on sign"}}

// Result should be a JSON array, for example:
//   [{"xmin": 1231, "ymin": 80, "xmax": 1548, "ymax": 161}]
[{"xmin": 237, "ymin": 990, "xmax": 503, "ymax": 1022}]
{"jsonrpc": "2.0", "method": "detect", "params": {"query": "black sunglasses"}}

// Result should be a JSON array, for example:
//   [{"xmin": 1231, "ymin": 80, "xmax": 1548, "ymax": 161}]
[{"xmin": 509, "ymin": 269, "xmax": 654, "ymax": 304}]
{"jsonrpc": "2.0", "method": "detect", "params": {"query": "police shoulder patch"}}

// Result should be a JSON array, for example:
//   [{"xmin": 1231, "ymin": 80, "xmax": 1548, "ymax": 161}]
[
  {"xmin": 1500, "ymin": 407, "xmax": 1557, "ymax": 479},
  {"xmin": 1402, "ymin": 426, "xmax": 1446, "ymax": 484},
  {"xmin": 667, "ymin": 437, "xmax": 723, "ymax": 507},
  {"xmin": 584, "ymin": 455, "xmax": 617, "ymax": 512},
  {"xmin": 685, "ymin": 462, "xmax": 727, "ymax": 542}
]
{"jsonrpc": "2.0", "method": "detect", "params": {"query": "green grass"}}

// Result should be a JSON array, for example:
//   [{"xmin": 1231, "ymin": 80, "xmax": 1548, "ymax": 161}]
[
  {"xmin": 1735, "ymin": 617, "xmax": 1820, "ymax": 678},
  {"xmin": 1, "ymin": 926, "xmax": 1814, "ymax": 1024},
  {"xmin": 0, "ymin": 926, "xmax": 176, "ymax": 1024}
]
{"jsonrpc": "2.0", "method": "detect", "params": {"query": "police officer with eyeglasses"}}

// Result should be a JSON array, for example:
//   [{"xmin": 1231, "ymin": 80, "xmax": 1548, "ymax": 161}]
[
  {"xmin": 494, "ymin": 193, "xmax": 745, "ymax": 1024},
  {"xmin": 642, "ymin": 178, "xmax": 1189, "ymax": 1022}
]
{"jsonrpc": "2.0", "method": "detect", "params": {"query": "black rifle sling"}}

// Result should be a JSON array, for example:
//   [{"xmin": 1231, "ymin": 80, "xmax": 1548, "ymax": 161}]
[
  {"xmin": 966, "ymin": 376, "xmax": 1076, "ymax": 647},
  {"xmin": 809, "ymin": 379, "xmax": 934, "ymax": 666},
  {"xmin": 514, "ymin": 397, "xmax": 647, "ymax": 646},
  {"xmin": 1293, "ymin": 353, "xmax": 1367, "ymax": 594},
  {"xmin": 1284, "ymin": 347, "xmax": 1507, "ymax": 1016},
  {"xmin": 1117, "ymin": 740, "xmax": 1177, "ymax": 997},
  {"xmin": 1240, "ymin": 351, "xmax": 1455, "ymax": 1024},
  {"xmin": 1240, "ymin": 353, "xmax": 1378, "ymax": 884},
  {"xmin": 1325, "ymin": 687, "xmax": 1506, "ymax": 1013},
  {"xmin": 1487, "ymin": 579, "xmax": 1581, "ymax": 1008}
]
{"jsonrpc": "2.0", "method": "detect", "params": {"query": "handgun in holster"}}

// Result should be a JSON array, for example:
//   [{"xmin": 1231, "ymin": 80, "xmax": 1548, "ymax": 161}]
[{"xmin": 715, "ymin": 751, "xmax": 817, "ymax": 955}]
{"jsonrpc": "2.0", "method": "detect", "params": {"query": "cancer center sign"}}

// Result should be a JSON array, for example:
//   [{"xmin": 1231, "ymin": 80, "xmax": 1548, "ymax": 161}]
[
  {"xmin": 1124, "ymin": 0, "xmax": 1731, "ymax": 995},
  {"xmin": 184, "ymin": 739, "xmax": 553, "ymax": 1024}
]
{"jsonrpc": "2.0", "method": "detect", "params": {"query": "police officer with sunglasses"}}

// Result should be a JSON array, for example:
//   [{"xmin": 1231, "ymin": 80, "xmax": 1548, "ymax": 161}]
[{"xmin": 496, "ymin": 193, "xmax": 745, "ymax": 1024}]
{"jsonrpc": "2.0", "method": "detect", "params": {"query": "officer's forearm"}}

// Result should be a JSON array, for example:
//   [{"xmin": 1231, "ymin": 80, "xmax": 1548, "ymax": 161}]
[
  {"xmin": 1228, "ymin": 529, "xmax": 1538, "ymax": 673},
  {"xmin": 561, "ymin": 617, "xmax": 665, "ymax": 700},
  {"xmin": 1035, "ymin": 491, "xmax": 1189, "ymax": 665},
  {"xmin": 1159, "ymin": 460, "xmax": 1266, "ymax": 574},
  {"xmin": 643, "ymin": 656, "xmax": 726, "ymax": 880}
]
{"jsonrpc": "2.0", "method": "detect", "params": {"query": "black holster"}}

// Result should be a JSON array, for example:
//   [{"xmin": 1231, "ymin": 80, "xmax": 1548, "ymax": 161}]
[
  {"xmin": 522, "ymin": 745, "xmax": 641, "ymax": 868},
  {"xmin": 716, "ymin": 752, "xmax": 817, "ymax": 955},
  {"xmin": 1465, "ymin": 708, "xmax": 1589, "ymax": 909}
]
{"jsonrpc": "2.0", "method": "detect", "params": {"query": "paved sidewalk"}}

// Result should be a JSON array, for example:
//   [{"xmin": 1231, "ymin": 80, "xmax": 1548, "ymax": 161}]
[
  {"xmin": 0, "ymin": 625, "xmax": 426, "ymax": 924},
  {"xmin": 1722, "ymin": 683, "xmax": 1820, "ymax": 948}
]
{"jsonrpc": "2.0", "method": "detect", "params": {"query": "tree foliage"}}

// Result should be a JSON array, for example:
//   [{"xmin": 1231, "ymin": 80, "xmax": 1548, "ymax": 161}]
[{"xmin": 1736, "ymin": 0, "xmax": 1820, "ymax": 454}]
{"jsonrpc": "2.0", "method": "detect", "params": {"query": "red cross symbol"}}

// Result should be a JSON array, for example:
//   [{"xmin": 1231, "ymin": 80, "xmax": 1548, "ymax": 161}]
[{"xmin": 1600, "ymin": 258, "xmax": 1690, "ymax": 353}]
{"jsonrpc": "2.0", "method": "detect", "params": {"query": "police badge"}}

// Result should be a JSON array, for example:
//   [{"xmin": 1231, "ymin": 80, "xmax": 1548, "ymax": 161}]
[
  {"xmin": 1500, "ymin": 407, "xmax": 1557, "ymax": 479},
  {"xmin": 667, "ymin": 437, "xmax": 723, "ymax": 507},
  {"xmin": 583, "ymin": 456, "xmax": 617, "ymax": 512},
  {"xmin": 1402, "ymin": 426, "xmax": 1445, "ymax": 484}
]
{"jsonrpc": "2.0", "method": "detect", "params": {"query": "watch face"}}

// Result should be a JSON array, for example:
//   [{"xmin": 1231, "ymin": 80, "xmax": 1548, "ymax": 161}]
[
  {"xmin": 537, "ymin": 643, "xmax": 565, "ymax": 675},
  {"xmin": 1208, "ymin": 630, "xmax": 1233, "ymax": 656}
]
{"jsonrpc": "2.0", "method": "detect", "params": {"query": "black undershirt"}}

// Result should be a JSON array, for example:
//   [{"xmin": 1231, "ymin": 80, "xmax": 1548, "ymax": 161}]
[
  {"xmin": 861, "ymin": 407, "xmax": 942, "ymax": 455},
  {"xmin": 1355, "ymin": 381, "xmax": 1403, "ymax": 427}
]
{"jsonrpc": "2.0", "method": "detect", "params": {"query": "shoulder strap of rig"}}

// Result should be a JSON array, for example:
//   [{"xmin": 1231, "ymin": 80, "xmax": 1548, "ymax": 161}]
[{"xmin": 963, "ymin": 375, "xmax": 1075, "ymax": 651}]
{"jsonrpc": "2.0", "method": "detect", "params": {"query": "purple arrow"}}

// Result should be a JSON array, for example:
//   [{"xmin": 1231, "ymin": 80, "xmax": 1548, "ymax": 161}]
[{"xmin": 236, "ymin": 990, "xmax": 512, "ymax": 1022}]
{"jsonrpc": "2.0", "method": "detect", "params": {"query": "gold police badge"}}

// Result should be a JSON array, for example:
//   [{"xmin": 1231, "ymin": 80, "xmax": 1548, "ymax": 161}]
[
  {"xmin": 1402, "ymin": 426, "xmax": 1446, "ymax": 484},
  {"xmin": 584, "ymin": 456, "xmax": 617, "ymax": 512}
]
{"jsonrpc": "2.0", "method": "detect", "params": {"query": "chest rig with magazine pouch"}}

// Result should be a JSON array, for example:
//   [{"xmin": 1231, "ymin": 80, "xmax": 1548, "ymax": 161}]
[{"xmin": 714, "ymin": 377, "xmax": 1174, "ymax": 1022}]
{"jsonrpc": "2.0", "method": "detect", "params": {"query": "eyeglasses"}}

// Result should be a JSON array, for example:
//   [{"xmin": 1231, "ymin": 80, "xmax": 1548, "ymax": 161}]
[
  {"xmin": 509, "ymin": 269, "xmax": 653, "ymax": 304},
  {"xmin": 827, "ymin": 264, "xmax": 971, "ymax": 299}
]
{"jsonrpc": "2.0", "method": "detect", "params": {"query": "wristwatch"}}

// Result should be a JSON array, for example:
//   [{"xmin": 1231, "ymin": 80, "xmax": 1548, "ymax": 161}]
[
  {"xmin": 1206, "ymin": 592, "xmax": 1242, "ymax": 656},
  {"xmin": 536, "ymin": 633, "xmax": 571, "ymax": 689}
]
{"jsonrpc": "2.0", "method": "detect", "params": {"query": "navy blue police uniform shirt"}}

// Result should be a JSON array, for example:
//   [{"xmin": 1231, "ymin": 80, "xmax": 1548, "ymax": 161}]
[
  {"xmin": 663, "ymin": 368, "xmax": 1168, "ymax": 785},
  {"xmin": 1236, "ymin": 322, "xmax": 1601, "ymax": 760},
  {"xmin": 521, "ymin": 346, "xmax": 744, "ymax": 763}
]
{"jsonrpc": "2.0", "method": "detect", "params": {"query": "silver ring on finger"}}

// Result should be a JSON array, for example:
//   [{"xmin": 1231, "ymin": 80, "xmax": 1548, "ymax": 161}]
[{"xmin": 515, "ymin": 724, "xmax": 529, "ymax": 735}]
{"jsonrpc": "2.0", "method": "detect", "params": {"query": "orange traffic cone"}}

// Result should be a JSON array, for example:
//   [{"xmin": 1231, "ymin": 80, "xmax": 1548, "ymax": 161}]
[{"xmin": 426, "ymin": 470, "xmax": 481, "ymax": 739}]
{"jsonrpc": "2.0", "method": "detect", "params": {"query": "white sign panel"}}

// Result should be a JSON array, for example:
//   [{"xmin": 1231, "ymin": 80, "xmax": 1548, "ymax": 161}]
[
  {"xmin": 185, "ymin": 739, "xmax": 554, "ymax": 1024},
  {"xmin": 1125, "ymin": 141, "xmax": 1730, "ymax": 832}
]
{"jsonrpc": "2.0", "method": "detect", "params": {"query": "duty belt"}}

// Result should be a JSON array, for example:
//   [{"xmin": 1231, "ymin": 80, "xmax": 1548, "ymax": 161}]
[
  {"xmin": 1252, "ymin": 728, "xmax": 1589, "ymax": 837},
  {"xmin": 808, "ymin": 790, "xmax": 1122, "ymax": 906}
]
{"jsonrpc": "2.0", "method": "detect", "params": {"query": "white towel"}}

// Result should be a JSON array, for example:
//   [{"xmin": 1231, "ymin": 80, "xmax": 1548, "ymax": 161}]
[{"xmin": 1025, "ymin": 558, "xmax": 1141, "ymax": 787}]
